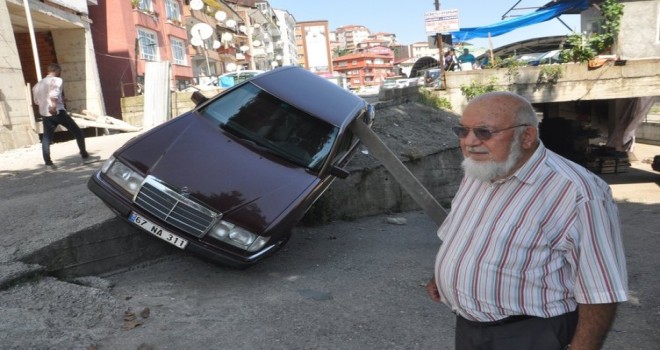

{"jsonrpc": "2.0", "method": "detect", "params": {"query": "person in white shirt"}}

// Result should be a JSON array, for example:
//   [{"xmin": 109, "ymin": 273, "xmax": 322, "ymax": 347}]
[
  {"xmin": 427, "ymin": 91, "xmax": 628, "ymax": 350},
  {"xmin": 32, "ymin": 63, "xmax": 98, "ymax": 169}
]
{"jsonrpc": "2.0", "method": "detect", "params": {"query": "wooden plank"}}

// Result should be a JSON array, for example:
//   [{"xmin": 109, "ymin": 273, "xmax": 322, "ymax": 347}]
[{"xmin": 349, "ymin": 119, "xmax": 448, "ymax": 226}]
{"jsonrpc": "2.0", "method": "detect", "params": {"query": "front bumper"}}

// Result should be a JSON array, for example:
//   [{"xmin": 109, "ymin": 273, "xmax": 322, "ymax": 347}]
[{"xmin": 86, "ymin": 172, "xmax": 282, "ymax": 269}]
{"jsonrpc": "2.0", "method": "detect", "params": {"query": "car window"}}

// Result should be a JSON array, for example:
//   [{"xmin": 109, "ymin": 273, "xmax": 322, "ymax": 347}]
[{"xmin": 199, "ymin": 83, "xmax": 339, "ymax": 171}]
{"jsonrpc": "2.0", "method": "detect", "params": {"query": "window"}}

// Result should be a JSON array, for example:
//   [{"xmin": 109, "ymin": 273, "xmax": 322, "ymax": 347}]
[
  {"xmin": 200, "ymin": 83, "xmax": 339, "ymax": 171},
  {"xmin": 165, "ymin": 0, "xmax": 181, "ymax": 22},
  {"xmin": 137, "ymin": 0, "xmax": 152, "ymax": 11},
  {"xmin": 137, "ymin": 28, "xmax": 158, "ymax": 61},
  {"xmin": 171, "ymin": 37, "xmax": 186, "ymax": 65}
]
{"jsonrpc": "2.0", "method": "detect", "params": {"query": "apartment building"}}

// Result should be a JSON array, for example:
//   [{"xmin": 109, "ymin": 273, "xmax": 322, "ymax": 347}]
[
  {"xmin": 332, "ymin": 52, "xmax": 394, "ymax": 89},
  {"xmin": 334, "ymin": 25, "xmax": 371, "ymax": 52},
  {"xmin": 88, "ymin": 0, "xmax": 194, "ymax": 117}
]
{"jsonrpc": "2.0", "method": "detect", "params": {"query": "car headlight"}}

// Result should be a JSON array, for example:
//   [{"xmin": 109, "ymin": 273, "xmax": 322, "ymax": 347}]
[
  {"xmin": 209, "ymin": 220, "xmax": 269, "ymax": 252},
  {"xmin": 102, "ymin": 156, "xmax": 144, "ymax": 196}
]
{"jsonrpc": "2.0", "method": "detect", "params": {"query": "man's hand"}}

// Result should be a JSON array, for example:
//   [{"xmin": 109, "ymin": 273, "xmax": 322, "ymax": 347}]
[
  {"xmin": 426, "ymin": 277, "xmax": 442, "ymax": 303},
  {"xmin": 568, "ymin": 303, "xmax": 618, "ymax": 349}
]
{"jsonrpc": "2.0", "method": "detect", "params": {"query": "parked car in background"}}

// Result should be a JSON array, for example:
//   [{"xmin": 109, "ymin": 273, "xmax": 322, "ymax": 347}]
[
  {"xmin": 218, "ymin": 70, "xmax": 264, "ymax": 88},
  {"xmin": 529, "ymin": 50, "xmax": 564, "ymax": 66},
  {"xmin": 88, "ymin": 67, "xmax": 375, "ymax": 268}
]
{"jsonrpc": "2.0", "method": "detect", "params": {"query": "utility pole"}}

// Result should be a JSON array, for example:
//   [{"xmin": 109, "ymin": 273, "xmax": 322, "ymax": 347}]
[{"xmin": 434, "ymin": 1, "xmax": 447, "ymax": 89}]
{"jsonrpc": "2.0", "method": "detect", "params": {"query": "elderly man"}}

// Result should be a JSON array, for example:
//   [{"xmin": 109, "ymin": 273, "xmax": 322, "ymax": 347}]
[{"xmin": 427, "ymin": 92, "xmax": 628, "ymax": 350}]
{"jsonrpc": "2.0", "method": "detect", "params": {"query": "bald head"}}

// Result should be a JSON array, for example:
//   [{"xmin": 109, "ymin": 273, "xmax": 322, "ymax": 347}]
[{"xmin": 467, "ymin": 92, "xmax": 539, "ymax": 130}]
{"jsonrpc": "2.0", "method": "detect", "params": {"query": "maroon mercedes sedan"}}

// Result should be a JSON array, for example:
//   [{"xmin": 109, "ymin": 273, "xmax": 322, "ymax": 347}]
[{"xmin": 88, "ymin": 67, "xmax": 374, "ymax": 268}]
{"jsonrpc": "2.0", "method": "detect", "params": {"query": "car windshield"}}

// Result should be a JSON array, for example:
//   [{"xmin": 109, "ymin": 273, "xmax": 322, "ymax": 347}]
[{"xmin": 199, "ymin": 82, "xmax": 339, "ymax": 171}]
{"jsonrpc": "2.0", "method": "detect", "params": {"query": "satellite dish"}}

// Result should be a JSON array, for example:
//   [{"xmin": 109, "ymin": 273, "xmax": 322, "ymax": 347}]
[
  {"xmin": 221, "ymin": 32, "xmax": 233, "ymax": 42},
  {"xmin": 212, "ymin": 40, "xmax": 221, "ymax": 49},
  {"xmin": 252, "ymin": 40, "xmax": 261, "ymax": 47},
  {"xmin": 214, "ymin": 11, "xmax": 227, "ymax": 22},
  {"xmin": 226, "ymin": 62, "xmax": 237, "ymax": 72},
  {"xmin": 191, "ymin": 22, "xmax": 213, "ymax": 40},
  {"xmin": 239, "ymin": 45, "xmax": 249, "ymax": 52},
  {"xmin": 239, "ymin": 25, "xmax": 247, "ymax": 33},
  {"xmin": 275, "ymin": 54, "xmax": 282, "ymax": 60},
  {"xmin": 253, "ymin": 23, "xmax": 261, "ymax": 29},
  {"xmin": 189, "ymin": 0, "xmax": 204, "ymax": 11},
  {"xmin": 190, "ymin": 37, "xmax": 204, "ymax": 47},
  {"xmin": 225, "ymin": 19, "xmax": 237, "ymax": 28}
]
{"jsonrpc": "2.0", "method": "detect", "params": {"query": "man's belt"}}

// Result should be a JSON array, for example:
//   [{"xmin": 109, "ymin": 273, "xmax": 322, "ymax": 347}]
[{"xmin": 459, "ymin": 314, "xmax": 534, "ymax": 327}]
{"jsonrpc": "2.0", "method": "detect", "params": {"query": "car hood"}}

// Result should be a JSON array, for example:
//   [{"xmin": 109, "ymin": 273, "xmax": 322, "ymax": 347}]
[{"xmin": 117, "ymin": 113, "xmax": 318, "ymax": 234}]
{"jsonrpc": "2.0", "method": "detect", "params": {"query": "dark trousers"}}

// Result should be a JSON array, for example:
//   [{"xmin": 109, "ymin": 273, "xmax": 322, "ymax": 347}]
[
  {"xmin": 41, "ymin": 110, "xmax": 88, "ymax": 164},
  {"xmin": 455, "ymin": 310, "xmax": 578, "ymax": 350}
]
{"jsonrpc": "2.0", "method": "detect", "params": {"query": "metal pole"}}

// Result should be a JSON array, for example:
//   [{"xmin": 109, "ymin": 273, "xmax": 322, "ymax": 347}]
[
  {"xmin": 23, "ymin": 0, "xmax": 42, "ymax": 79},
  {"xmin": 198, "ymin": 29, "xmax": 212, "ymax": 77},
  {"xmin": 435, "ymin": 1, "xmax": 447, "ymax": 89}
]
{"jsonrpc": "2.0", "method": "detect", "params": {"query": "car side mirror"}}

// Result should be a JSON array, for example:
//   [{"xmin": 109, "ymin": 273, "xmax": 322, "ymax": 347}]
[
  {"xmin": 329, "ymin": 165, "xmax": 350, "ymax": 179},
  {"xmin": 191, "ymin": 91, "xmax": 209, "ymax": 106}
]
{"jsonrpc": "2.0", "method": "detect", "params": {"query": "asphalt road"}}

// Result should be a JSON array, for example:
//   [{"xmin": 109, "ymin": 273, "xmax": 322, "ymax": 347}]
[{"xmin": 94, "ymin": 144, "xmax": 660, "ymax": 350}]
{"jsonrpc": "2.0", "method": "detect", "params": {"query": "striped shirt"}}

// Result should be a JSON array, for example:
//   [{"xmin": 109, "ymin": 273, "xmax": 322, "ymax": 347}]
[{"xmin": 434, "ymin": 143, "xmax": 628, "ymax": 322}]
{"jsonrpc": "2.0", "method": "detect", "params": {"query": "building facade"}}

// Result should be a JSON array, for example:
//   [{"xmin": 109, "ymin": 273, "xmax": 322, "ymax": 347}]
[
  {"xmin": 295, "ymin": 20, "xmax": 333, "ymax": 74},
  {"xmin": 332, "ymin": 52, "xmax": 394, "ymax": 89},
  {"xmin": 1, "ymin": 0, "xmax": 105, "ymax": 152}
]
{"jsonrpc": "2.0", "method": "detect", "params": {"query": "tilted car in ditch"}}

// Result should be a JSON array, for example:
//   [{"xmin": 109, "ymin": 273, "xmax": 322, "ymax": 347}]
[{"xmin": 88, "ymin": 66, "xmax": 374, "ymax": 268}]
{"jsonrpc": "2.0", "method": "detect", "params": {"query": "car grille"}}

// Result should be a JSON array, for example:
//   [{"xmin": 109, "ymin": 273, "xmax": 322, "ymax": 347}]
[{"xmin": 134, "ymin": 176, "xmax": 220, "ymax": 238}]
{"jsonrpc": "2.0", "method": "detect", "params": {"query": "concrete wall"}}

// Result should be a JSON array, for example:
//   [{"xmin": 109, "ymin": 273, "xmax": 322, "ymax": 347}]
[
  {"xmin": 638, "ymin": 122, "xmax": 660, "ymax": 145},
  {"xmin": 313, "ymin": 148, "xmax": 463, "ymax": 222},
  {"xmin": 51, "ymin": 28, "xmax": 106, "ymax": 116},
  {"xmin": 618, "ymin": 1, "xmax": 660, "ymax": 59},
  {"xmin": 0, "ymin": 0, "xmax": 39, "ymax": 153},
  {"xmin": 439, "ymin": 59, "xmax": 660, "ymax": 114}
]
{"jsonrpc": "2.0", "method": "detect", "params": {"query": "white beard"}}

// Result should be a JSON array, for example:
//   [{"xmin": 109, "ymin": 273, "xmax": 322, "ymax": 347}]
[{"xmin": 462, "ymin": 136, "xmax": 523, "ymax": 182}]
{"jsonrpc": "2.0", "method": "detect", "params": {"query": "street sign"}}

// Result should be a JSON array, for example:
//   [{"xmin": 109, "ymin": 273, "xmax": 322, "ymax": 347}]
[{"xmin": 424, "ymin": 9, "xmax": 460, "ymax": 35}]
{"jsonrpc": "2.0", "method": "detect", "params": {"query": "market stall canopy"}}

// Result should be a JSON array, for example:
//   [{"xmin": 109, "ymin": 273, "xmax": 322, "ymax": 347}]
[{"xmin": 451, "ymin": 0, "xmax": 590, "ymax": 42}]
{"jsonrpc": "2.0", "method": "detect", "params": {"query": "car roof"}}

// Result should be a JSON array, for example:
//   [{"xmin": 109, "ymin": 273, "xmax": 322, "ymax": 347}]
[{"xmin": 249, "ymin": 66, "xmax": 368, "ymax": 127}]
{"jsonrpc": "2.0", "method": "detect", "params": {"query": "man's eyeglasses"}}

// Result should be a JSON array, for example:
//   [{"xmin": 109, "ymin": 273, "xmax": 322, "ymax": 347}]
[{"xmin": 451, "ymin": 124, "xmax": 530, "ymax": 141}]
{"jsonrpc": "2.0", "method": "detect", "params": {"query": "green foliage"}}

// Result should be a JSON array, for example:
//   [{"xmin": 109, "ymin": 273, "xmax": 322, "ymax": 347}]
[
  {"xmin": 560, "ymin": 0, "xmax": 624, "ymax": 62},
  {"xmin": 538, "ymin": 65, "xmax": 563, "ymax": 84},
  {"xmin": 460, "ymin": 77, "xmax": 499, "ymax": 101},
  {"xmin": 419, "ymin": 89, "xmax": 452, "ymax": 110},
  {"xmin": 505, "ymin": 60, "xmax": 525, "ymax": 84},
  {"xmin": 333, "ymin": 48, "xmax": 352, "ymax": 57}
]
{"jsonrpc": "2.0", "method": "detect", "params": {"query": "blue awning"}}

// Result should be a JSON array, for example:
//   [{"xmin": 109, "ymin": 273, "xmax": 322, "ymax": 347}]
[{"xmin": 451, "ymin": 0, "xmax": 590, "ymax": 42}]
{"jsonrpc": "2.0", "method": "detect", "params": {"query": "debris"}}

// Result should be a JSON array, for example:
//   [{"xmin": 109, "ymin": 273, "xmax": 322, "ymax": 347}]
[{"xmin": 386, "ymin": 217, "xmax": 408, "ymax": 225}]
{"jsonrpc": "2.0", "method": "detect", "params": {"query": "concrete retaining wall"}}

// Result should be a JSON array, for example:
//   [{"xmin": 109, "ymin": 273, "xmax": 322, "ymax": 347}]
[{"xmin": 638, "ymin": 122, "xmax": 660, "ymax": 146}]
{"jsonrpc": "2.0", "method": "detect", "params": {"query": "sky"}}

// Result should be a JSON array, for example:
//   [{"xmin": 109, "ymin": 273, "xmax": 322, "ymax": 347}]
[{"xmin": 267, "ymin": 0, "xmax": 582, "ymax": 49}]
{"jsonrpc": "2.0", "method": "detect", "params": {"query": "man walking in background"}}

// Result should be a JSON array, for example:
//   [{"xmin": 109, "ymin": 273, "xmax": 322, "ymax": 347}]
[{"xmin": 32, "ymin": 63, "xmax": 98, "ymax": 169}]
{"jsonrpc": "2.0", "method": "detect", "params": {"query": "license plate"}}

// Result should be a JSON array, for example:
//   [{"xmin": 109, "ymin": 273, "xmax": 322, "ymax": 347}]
[{"xmin": 129, "ymin": 212, "xmax": 188, "ymax": 249}]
